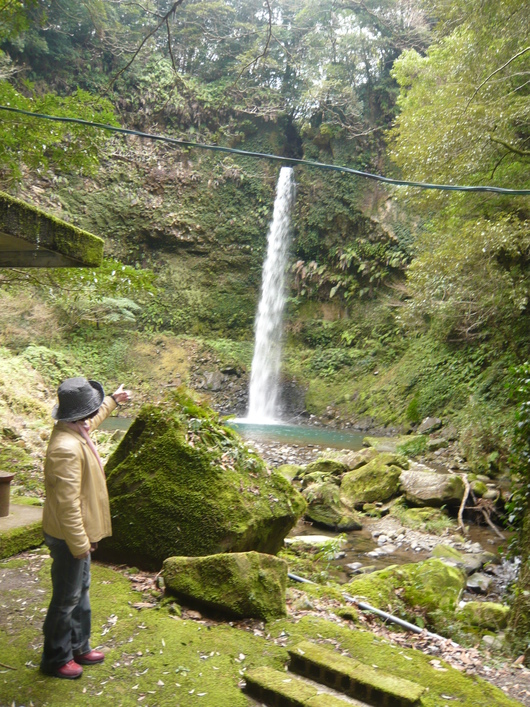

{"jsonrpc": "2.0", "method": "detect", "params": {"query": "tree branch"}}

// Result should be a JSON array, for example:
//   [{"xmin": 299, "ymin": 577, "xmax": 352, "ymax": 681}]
[
  {"xmin": 229, "ymin": 0, "xmax": 273, "ymax": 89},
  {"xmin": 490, "ymin": 135, "xmax": 530, "ymax": 157},
  {"xmin": 103, "ymin": 0, "xmax": 185, "ymax": 94},
  {"xmin": 465, "ymin": 46, "xmax": 530, "ymax": 111}
]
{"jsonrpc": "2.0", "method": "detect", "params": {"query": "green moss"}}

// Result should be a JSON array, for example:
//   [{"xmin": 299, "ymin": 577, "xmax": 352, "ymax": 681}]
[
  {"xmin": 346, "ymin": 558, "xmax": 466, "ymax": 632},
  {"xmin": 340, "ymin": 458, "xmax": 402, "ymax": 508},
  {"xmin": 456, "ymin": 602, "xmax": 510, "ymax": 630},
  {"xmin": 269, "ymin": 617, "xmax": 520, "ymax": 706},
  {"xmin": 163, "ymin": 552, "xmax": 287, "ymax": 620},
  {"xmin": 0, "ymin": 522, "xmax": 43, "ymax": 560},
  {"xmin": 390, "ymin": 504, "xmax": 456, "ymax": 535},
  {"xmin": 0, "ymin": 189, "xmax": 103, "ymax": 266},
  {"xmin": 102, "ymin": 389, "xmax": 306, "ymax": 569}
]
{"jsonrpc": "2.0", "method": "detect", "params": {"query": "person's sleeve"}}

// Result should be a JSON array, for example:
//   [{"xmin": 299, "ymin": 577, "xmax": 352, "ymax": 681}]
[
  {"xmin": 48, "ymin": 445, "xmax": 91, "ymax": 557},
  {"xmin": 88, "ymin": 395, "xmax": 117, "ymax": 432}
]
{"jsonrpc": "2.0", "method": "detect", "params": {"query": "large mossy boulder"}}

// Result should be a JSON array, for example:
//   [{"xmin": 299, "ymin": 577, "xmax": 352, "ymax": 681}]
[
  {"xmin": 400, "ymin": 464, "xmax": 465, "ymax": 507},
  {"xmin": 340, "ymin": 456, "xmax": 404, "ymax": 509},
  {"xmin": 101, "ymin": 390, "xmax": 306, "ymax": 569},
  {"xmin": 346, "ymin": 558, "xmax": 466, "ymax": 631},
  {"xmin": 302, "ymin": 481, "xmax": 363, "ymax": 531},
  {"xmin": 163, "ymin": 551, "xmax": 287, "ymax": 620},
  {"xmin": 456, "ymin": 601, "xmax": 509, "ymax": 631}
]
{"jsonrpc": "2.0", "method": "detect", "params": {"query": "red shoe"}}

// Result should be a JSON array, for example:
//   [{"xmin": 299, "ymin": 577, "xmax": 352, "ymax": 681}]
[
  {"xmin": 74, "ymin": 649, "xmax": 105, "ymax": 665},
  {"xmin": 55, "ymin": 660, "xmax": 83, "ymax": 679}
]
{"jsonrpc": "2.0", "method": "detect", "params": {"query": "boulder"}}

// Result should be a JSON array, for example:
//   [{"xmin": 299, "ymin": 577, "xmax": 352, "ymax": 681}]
[
  {"xmin": 163, "ymin": 551, "xmax": 287, "ymax": 620},
  {"xmin": 302, "ymin": 481, "xmax": 363, "ymax": 531},
  {"xmin": 340, "ymin": 457, "xmax": 402, "ymax": 509},
  {"xmin": 319, "ymin": 447, "xmax": 379, "ymax": 470},
  {"xmin": 466, "ymin": 572, "xmax": 493, "ymax": 594},
  {"xmin": 101, "ymin": 390, "xmax": 306, "ymax": 569},
  {"xmin": 275, "ymin": 464, "xmax": 303, "ymax": 483},
  {"xmin": 456, "ymin": 601, "xmax": 509, "ymax": 630},
  {"xmin": 346, "ymin": 558, "xmax": 466, "ymax": 630},
  {"xmin": 417, "ymin": 417, "xmax": 442, "ymax": 434},
  {"xmin": 400, "ymin": 464, "xmax": 465, "ymax": 507},
  {"xmin": 430, "ymin": 544, "xmax": 483, "ymax": 574},
  {"xmin": 298, "ymin": 459, "xmax": 348, "ymax": 482}
]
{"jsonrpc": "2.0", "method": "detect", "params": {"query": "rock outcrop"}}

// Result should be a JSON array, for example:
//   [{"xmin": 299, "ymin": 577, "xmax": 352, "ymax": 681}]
[{"xmin": 101, "ymin": 389, "xmax": 306, "ymax": 569}]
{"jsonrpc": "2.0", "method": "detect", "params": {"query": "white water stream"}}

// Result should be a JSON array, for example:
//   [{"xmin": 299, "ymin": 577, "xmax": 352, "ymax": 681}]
[{"xmin": 246, "ymin": 167, "xmax": 296, "ymax": 422}]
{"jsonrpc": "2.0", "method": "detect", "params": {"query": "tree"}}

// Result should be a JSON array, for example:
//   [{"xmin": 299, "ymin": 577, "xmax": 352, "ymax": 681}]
[{"xmin": 388, "ymin": 0, "xmax": 530, "ymax": 345}]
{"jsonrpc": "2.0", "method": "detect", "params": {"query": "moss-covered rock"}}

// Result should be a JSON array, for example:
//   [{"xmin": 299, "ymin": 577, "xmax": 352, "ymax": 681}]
[
  {"xmin": 163, "ymin": 551, "xmax": 287, "ymax": 620},
  {"xmin": 101, "ymin": 389, "xmax": 306, "ymax": 569},
  {"xmin": 390, "ymin": 505, "xmax": 456, "ymax": 535},
  {"xmin": 275, "ymin": 464, "xmax": 303, "ymax": 483},
  {"xmin": 346, "ymin": 558, "xmax": 466, "ymax": 630},
  {"xmin": 316, "ymin": 447, "xmax": 379, "ymax": 470},
  {"xmin": 340, "ymin": 457, "xmax": 402, "ymax": 509},
  {"xmin": 457, "ymin": 601, "xmax": 510, "ymax": 630},
  {"xmin": 298, "ymin": 459, "xmax": 348, "ymax": 481},
  {"xmin": 302, "ymin": 481, "xmax": 363, "ymax": 531}
]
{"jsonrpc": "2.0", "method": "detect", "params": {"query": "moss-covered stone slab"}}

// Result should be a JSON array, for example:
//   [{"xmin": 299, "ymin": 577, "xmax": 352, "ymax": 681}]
[
  {"xmin": 244, "ymin": 666, "xmax": 318, "ymax": 705},
  {"xmin": 163, "ymin": 551, "xmax": 287, "ymax": 620},
  {"xmin": 289, "ymin": 641, "xmax": 425, "ymax": 706},
  {"xmin": 302, "ymin": 481, "xmax": 363, "ymax": 531},
  {"xmin": 101, "ymin": 389, "xmax": 306, "ymax": 569},
  {"xmin": 0, "ymin": 521, "xmax": 43, "ymax": 559},
  {"xmin": 0, "ymin": 190, "xmax": 103, "ymax": 268},
  {"xmin": 340, "ymin": 457, "xmax": 402, "ymax": 509}
]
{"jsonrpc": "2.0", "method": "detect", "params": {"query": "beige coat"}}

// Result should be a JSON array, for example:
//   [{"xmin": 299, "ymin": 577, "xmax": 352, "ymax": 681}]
[{"xmin": 42, "ymin": 396, "xmax": 117, "ymax": 557}]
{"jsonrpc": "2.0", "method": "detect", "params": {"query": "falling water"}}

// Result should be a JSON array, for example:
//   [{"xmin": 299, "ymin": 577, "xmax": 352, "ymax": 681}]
[{"xmin": 247, "ymin": 167, "xmax": 296, "ymax": 422}]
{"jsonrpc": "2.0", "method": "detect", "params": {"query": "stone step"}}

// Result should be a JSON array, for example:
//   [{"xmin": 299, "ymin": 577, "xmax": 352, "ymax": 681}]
[
  {"xmin": 244, "ymin": 666, "xmax": 367, "ymax": 707},
  {"xmin": 288, "ymin": 641, "xmax": 425, "ymax": 707}
]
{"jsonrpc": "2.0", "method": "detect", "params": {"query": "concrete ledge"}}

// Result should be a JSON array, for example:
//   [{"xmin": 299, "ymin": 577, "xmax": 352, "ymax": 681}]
[
  {"xmin": 244, "ymin": 667, "xmax": 356, "ymax": 707},
  {"xmin": 0, "ymin": 504, "xmax": 43, "ymax": 559},
  {"xmin": 289, "ymin": 641, "xmax": 425, "ymax": 707}
]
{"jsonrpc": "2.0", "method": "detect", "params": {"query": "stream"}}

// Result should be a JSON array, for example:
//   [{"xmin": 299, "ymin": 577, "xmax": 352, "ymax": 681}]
[{"xmin": 101, "ymin": 417, "xmax": 513, "ymax": 601}]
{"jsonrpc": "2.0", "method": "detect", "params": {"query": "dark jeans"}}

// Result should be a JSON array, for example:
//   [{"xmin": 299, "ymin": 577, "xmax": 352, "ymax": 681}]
[{"xmin": 40, "ymin": 533, "xmax": 92, "ymax": 673}]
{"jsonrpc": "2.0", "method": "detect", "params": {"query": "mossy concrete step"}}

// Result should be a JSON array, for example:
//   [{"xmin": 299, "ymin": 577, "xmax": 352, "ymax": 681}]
[
  {"xmin": 288, "ymin": 641, "xmax": 425, "ymax": 707},
  {"xmin": 244, "ymin": 666, "xmax": 367, "ymax": 707},
  {"xmin": 0, "ymin": 503, "xmax": 43, "ymax": 560}
]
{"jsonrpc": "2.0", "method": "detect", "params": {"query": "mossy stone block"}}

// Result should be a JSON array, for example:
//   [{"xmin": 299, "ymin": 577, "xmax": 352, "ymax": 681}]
[
  {"xmin": 289, "ymin": 641, "xmax": 425, "ymax": 706},
  {"xmin": 163, "ymin": 551, "xmax": 287, "ymax": 620},
  {"xmin": 244, "ymin": 666, "xmax": 317, "ymax": 705},
  {"xmin": 0, "ymin": 522, "xmax": 43, "ymax": 560},
  {"xmin": 101, "ymin": 390, "xmax": 306, "ymax": 569}
]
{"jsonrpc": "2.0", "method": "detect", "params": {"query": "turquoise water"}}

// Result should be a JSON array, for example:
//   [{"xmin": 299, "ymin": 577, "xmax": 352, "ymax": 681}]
[
  {"xmin": 101, "ymin": 417, "xmax": 366, "ymax": 450},
  {"xmin": 226, "ymin": 421, "xmax": 365, "ymax": 450}
]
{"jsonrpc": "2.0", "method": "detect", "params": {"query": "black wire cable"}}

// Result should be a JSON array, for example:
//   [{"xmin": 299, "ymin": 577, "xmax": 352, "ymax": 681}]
[{"xmin": 1, "ymin": 105, "xmax": 529, "ymax": 195}]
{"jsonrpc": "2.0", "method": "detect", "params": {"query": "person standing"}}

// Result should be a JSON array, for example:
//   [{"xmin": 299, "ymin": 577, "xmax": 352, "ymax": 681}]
[{"xmin": 40, "ymin": 377, "xmax": 130, "ymax": 679}]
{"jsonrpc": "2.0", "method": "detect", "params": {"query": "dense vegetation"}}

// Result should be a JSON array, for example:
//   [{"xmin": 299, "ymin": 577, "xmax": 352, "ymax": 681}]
[{"xmin": 0, "ymin": 0, "xmax": 529, "ymax": 645}]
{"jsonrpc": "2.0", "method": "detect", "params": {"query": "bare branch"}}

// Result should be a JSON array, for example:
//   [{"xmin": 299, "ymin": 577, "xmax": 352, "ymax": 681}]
[
  {"xmin": 229, "ymin": 0, "xmax": 273, "ymax": 89},
  {"xmin": 103, "ymin": 0, "xmax": 185, "ymax": 94},
  {"xmin": 465, "ymin": 46, "xmax": 530, "ymax": 111}
]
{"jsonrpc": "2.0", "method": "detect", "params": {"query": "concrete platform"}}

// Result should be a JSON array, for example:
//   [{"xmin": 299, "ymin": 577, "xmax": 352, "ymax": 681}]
[{"xmin": 0, "ymin": 502, "xmax": 43, "ymax": 560}]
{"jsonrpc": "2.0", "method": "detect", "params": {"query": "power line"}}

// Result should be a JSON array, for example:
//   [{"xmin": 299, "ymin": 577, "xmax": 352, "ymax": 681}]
[{"xmin": 1, "ymin": 105, "xmax": 529, "ymax": 195}]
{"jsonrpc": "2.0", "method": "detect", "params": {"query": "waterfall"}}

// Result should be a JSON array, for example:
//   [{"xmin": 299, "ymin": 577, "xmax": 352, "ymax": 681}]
[{"xmin": 247, "ymin": 167, "xmax": 296, "ymax": 423}]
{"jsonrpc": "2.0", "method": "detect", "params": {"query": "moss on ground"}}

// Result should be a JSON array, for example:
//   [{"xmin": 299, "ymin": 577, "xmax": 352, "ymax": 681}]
[{"xmin": 0, "ymin": 552, "xmax": 521, "ymax": 707}]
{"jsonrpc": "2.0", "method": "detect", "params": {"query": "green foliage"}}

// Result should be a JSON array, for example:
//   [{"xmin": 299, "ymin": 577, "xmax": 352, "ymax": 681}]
[
  {"xmin": 505, "ymin": 363, "xmax": 530, "ymax": 534},
  {"xmin": 389, "ymin": 0, "xmax": 530, "ymax": 347},
  {"xmin": 396, "ymin": 435, "xmax": 428, "ymax": 457}
]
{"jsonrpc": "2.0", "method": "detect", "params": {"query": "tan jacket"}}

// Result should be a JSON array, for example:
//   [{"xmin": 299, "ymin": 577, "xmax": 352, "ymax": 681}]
[{"xmin": 42, "ymin": 396, "xmax": 117, "ymax": 557}]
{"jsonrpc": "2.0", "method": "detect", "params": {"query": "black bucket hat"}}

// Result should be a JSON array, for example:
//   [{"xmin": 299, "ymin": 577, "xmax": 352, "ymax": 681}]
[{"xmin": 52, "ymin": 377, "xmax": 105, "ymax": 422}]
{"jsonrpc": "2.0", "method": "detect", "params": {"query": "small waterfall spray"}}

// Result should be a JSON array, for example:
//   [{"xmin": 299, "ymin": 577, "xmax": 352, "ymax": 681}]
[{"xmin": 247, "ymin": 167, "xmax": 296, "ymax": 422}]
